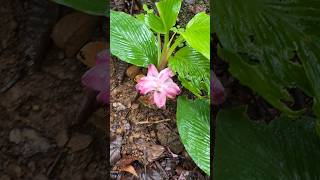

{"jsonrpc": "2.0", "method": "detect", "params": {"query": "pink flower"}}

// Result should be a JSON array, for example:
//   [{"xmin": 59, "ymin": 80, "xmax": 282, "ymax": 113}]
[
  {"xmin": 136, "ymin": 64, "xmax": 180, "ymax": 108},
  {"xmin": 82, "ymin": 49, "xmax": 109, "ymax": 105},
  {"xmin": 211, "ymin": 71, "xmax": 225, "ymax": 105}
]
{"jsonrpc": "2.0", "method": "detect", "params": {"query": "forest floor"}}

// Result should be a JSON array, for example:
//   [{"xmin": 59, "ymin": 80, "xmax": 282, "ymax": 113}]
[
  {"xmin": 109, "ymin": 0, "xmax": 210, "ymax": 179},
  {"xmin": 0, "ymin": 0, "xmax": 107, "ymax": 179}
]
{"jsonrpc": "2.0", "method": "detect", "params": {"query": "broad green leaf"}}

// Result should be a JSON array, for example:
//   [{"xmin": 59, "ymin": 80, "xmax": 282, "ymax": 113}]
[
  {"xmin": 110, "ymin": 11, "xmax": 158, "ymax": 67},
  {"xmin": 215, "ymin": 107, "xmax": 320, "ymax": 179},
  {"xmin": 51, "ymin": 0, "xmax": 108, "ymax": 16},
  {"xmin": 219, "ymin": 48, "xmax": 304, "ymax": 116},
  {"xmin": 177, "ymin": 97, "xmax": 210, "ymax": 175},
  {"xmin": 180, "ymin": 12, "xmax": 210, "ymax": 59},
  {"xmin": 169, "ymin": 47, "xmax": 210, "ymax": 97},
  {"xmin": 214, "ymin": 0, "xmax": 320, "ymax": 117},
  {"xmin": 156, "ymin": 0, "xmax": 182, "ymax": 32},
  {"xmin": 145, "ymin": 13, "xmax": 166, "ymax": 34},
  {"xmin": 135, "ymin": 14, "xmax": 145, "ymax": 22}
]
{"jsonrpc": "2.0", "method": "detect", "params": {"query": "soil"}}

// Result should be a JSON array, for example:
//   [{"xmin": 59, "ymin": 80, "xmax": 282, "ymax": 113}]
[
  {"xmin": 0, "ymin": 0, "xmax": 107, "ymax": 179},
  {"xmin": 110, "ymin": 0, "xmax": 210, "ymax": 179}
]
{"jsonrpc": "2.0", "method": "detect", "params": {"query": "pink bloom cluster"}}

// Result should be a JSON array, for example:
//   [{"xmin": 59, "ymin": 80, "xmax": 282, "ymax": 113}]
[
  {"xmin": 82, "ymin": 49, "xmax": 109, "ymax": 105},
  {"xmin": 136, "ymin": 64, "xmax": 180, "ymax": 108}
]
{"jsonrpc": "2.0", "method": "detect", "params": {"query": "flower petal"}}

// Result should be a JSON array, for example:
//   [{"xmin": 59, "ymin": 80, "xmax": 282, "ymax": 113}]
[
  {"xmin": 82, "ymin": 64, "xmax": 108, "ymax": 91},
  {"xmin": 153, "ymin": 91, "xmax": 166, "ymax": 108},
  {"xmin": 97, "ymin": 90, "xmax": 108, "ymax": 105},
  {"xmin": 162, "ymin": 80, "xmax": 180, "ymax": 98},
  {"xmin": 147, "ymin": 64, "xmax": 159, "ymax": 77},
  {"xmin": 96, "ymin": 49, "xmax": 109, "ymax": 65},
  {"xmin": 158, "ymin": 68, "xmax": 174, "ymax": 82},
  {"xmin": 136, "ymin": 77, "xmax": 157, "ymax": 95}
]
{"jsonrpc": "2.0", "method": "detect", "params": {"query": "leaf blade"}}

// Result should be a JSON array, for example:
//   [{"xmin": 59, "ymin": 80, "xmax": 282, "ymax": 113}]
[
  {"xmin": 51, "ymin": 0, "xmax": 109, "ymax": 16},
  {"xmin": 180, "ymin": 12, "xmax": 210, "ymax": 59},
  {"xmin": 176, "ymin": 97, "xmax": 210, "ymax": 176},
  {"xmin": 169, "ymin": 47, "xmax": 210, "ymax": 97},
  {"xmin": 110, "ymin": 10, "xmax": 158, "ymax": 67},
  {"xmin": 215, "ymin": 107, "xmax": 320, "ymax": 179},
  {"xmin": 156, "ymin": 0, "xmax": 182, "ymax": 32}
]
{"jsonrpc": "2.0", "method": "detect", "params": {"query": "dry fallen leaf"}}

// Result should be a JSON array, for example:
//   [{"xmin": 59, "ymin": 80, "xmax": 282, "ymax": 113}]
[
  {"xmin": 110, "ymin": 135, "xmax": 122, "ymax": 166},
  {"xmin": 146, "ymin": 144, "xmax": 165, "ymax": 163},
  {"xmin": 113, "ymin": 156, "xmax": 137, "ymax": 170},
  {"xmin": 119, "ymin": 165, "xmax": 138, "ymax": 177}
]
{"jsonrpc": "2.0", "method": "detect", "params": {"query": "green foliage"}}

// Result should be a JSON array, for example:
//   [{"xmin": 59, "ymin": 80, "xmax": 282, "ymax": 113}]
[
  {"xmin": 110, "ymin": 11, "xmax": 158, "ymax": 67},
  {"xmin": 176, "ymin": 97, "xmax": 210, "ymax": 176},
  {"xmin": 219, "ymin": 48, "xmax": 304, "ymax": 116},
  {"xmin": 215, "ymin": 106, "xmax": 320, "ymax": 179},
  {"xmin": 145, "ymin": 13, "xmax": 166, "ymax": 34},
  {"xmin": 179, "ymin": 12, "xmax": 210, "ymax": 59},
  {"xmin": 156, "ymin": 0, "xmax": 182, "ymax": 32},
  {"xmin": 169, "ymin": 47, "xmax": 210, "ymax": 97},
  {"xmin": 214, "ymin": 0, "xmax": 320, "ymax": 118},
  {"xmin": 51, "ymin": 0, "xmax": 109, "ymax": 16}
]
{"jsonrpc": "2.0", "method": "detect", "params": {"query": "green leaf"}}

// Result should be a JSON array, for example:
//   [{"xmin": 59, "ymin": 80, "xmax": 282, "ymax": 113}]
[
  {"xmin": 214, "ymin": 0, "xmax": 320, "ymax": 117},
  {"xmin": 219, "ymin": 48, "xmax": 304, "ymax": 116},
  {"xmin": 179, "ymin": 12, "xmax": 210, "ymax": 59},
  {"xmin": 169, "ymin": 47, "xmax": 210, "ymax": 97},
  {"xmin": 215, "ymin": 107, "xmax": 320, "ymax": 179},
  {"xmin": 135, "ymin": 14, "xmax": 145, "ymax": 22},
  {"xmin": 145, "ymin": 13, "xmax": 166, "ymax": 34},
  {"xmin": 51, "ymin": 0, "xmax": 109, "ymax": 16},
  {"xmin": 110, "ymin": 10, "xmax": 158, "ymax": 67},
  {"xmin": 156, "ymin": 0, "xmax": 182, "ymax": 32},
  {"xmin": 176, "ymin": 97, "xmax": 210, "ymax": 175}
]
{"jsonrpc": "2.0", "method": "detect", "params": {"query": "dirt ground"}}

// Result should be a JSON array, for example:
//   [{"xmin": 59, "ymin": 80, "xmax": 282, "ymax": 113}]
[
  {"xmin": 0, "ymin": 0, "xmax": 108, "ymax": 179},
  {"xmin": 109, "ymin": 0, "xmax": 210, "ymax": 179}
]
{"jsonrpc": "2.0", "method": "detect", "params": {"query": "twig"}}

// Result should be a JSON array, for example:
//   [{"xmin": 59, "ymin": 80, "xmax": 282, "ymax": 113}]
[
  {"xmin": 143, "ymin": 147, "xmax": 147, "ymax": 180},
  {"xmin": 136, "ymin": 119, "xmax": 171, "ymax": 125},
  {"xmin": 47, "ymin": 151, "xmax": 66, "ymax": 177},
  {"xmin": 130, "ymin": 0, "xmax": 134, "ymax": 15},
  {"xmin": 155, "ymin": 161, "xmax": 169, "ymax": 179}
]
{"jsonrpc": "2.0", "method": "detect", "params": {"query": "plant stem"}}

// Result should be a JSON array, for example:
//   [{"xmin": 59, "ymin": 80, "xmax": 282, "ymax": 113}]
[
  {"xmin": 167, "ymin": 35, "xmax": 185, "ymax": 58},
  {"xmin": 168, "ymin": 32, "xmax": 177, "ymax": 47},
  {"xmin": 157, "ymin": 33, "xmax": 161, "ymax": 66},
  {"xmin": 158, "ymin": 33, "xmax": 170, "ymax": 70}
]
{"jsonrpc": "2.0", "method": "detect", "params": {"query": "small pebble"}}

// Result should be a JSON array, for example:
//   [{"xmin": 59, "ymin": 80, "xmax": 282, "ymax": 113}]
[
  {"xmin": 32, "ymin": 105, "xmax": 40, "ymax": 112},
  {"xmin": 126, "ymin": 65, "xmax": 141, "ymax": 79}
]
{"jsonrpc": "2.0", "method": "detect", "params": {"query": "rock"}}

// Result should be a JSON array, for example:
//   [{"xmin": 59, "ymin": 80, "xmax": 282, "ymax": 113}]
[
  {"xmin": 51, "ymin": 12, "xmax": 98, "ymax": 57},
  {"xmin": 34, "ymin": 174, "xmax": 48, "ymax": 180},
  {"xmin": 134, "ymin": 74, "xmax": 144, "ymax": 82},
  {"xmin": 9, "ymin": 128, "xmax": 53, "ymax": 157},
  {"xmin": 32, "ymin": 105, "xmax": 40, "ymax": 112},
  {"xmin": 55, "ymin": 129, "xmax": 69, "ymax": 147},
  {"xmin": 112, "ymin": 102, "xmax": 126, "ymax": 111},
  {"xmin": 0, "ymin": 174, "xmax": 11, "ymax": 180},
  {"xmin": 7, "ymin": 162, "xmax": 23, "ymax": 178},
  {"xmin": 126, "ymin": 65, "xmax": 141, "ymax": 79},
  {"xmin": 156, "ymin": 124, "xmax": 184, "ymax": 154},
  {"xmin": 9, "ymin": 129, "xmax": 22, "ymax": 144},
  {"xmin": 27, "ymin": 161, "xmax": 36, "ymax": 173},
  {"xmin": 77, "ymin": 41, "xmax": 106, "ymax": 67},
  {"xmin": 67, "ymin": 133, "xmax": 92, "ymax": 152},
  {"xmin": 131, "ymin": 103, "xmax": 139, "ymax": 110},
  {"xmin": 89, "ymin": 108, "xmax": 107, "ymax": 132}
]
